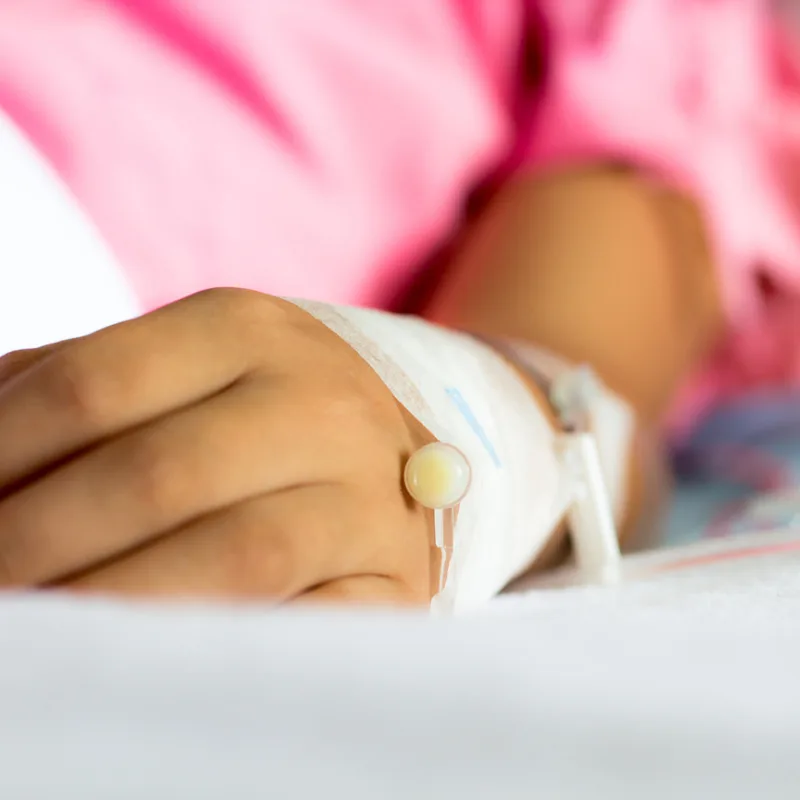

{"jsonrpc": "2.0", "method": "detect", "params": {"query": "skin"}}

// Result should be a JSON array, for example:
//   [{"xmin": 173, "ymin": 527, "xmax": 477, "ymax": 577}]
[{"xmin": 0, "ymin": 166, "xmax": 723, "ymax": 605}]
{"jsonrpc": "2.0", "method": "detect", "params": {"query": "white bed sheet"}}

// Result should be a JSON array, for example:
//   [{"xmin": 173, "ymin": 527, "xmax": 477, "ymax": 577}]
[{"xmin": 1, "ymin": 530, "xmax": 800, "ymax": 799}]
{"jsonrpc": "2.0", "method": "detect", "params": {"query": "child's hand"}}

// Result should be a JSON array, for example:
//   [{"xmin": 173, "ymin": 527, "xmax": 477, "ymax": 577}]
[{"xmin": 0, "ymin": 290, "xmax": 435, "ymax": 605}]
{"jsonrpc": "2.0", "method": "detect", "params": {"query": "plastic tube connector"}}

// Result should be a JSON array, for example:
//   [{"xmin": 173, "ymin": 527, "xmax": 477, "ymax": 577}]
[
  {"xmin": 560, "ymin": 432, "xmax": 621, "ymax": 583},
  {"xmin": 404, "ymin": 442, "xmax": 471, "ymax": 510},
  {"xmin": 405, "ymin": 442, "xmax": 471, "ymax": 595},
  {"xmin": 548, "ymin": 365, "xmax": 621, "ymax": 583}
]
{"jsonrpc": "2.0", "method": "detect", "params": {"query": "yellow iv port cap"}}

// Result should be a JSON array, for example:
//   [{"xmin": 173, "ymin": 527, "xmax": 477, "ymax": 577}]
[{"xmin": 404, "ymin": 442, "xmax": 471, "ymax": 510}]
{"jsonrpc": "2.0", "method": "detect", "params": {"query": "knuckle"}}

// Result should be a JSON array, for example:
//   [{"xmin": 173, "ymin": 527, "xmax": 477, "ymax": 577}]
[
  {"xmin": 190, "ymin": 288, "xmax": 289, "ymax": 344},
  {"xmin": 193, "ymin": 287, "xmax": 274, "ymax": 321},
  {"xmin": 42, "ymin": 351, "xmax": 113, "ymax": 427},
  {"xmin": 129, "ymin": 438, "xmax": 192, "ymax": 519},
  {"xmin": 195, "ymin": 286, "xmax": 252, "ymax": 308}
]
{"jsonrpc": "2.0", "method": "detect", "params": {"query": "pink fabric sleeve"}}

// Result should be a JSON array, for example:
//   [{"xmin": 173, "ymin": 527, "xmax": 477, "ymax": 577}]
[
  {"xmin": 521, "ymin": 0, "xmax": 800, "ymax": 429},
  {"xmin": 5, "ymin": 1, "xmax": 800, "ymax": 429},
  {"xmin": 0, "ymin": 1, "xmax": 525, "ymax": 312}
]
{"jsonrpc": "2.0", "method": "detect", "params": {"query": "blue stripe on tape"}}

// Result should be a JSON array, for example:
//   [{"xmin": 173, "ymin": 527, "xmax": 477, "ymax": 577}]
[{"xmin": 445, "ymin": 387, "xmax": 502, "ymax": 468}]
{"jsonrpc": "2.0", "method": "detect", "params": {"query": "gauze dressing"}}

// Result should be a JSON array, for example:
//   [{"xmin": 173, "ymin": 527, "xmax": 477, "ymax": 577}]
[{"xmin": 291, "ymin": 300, "xmax": 635, "ymax": 613}]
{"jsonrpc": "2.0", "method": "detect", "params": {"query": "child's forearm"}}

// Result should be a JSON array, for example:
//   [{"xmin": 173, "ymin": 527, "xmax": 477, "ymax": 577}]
[
  {"xmin": 425, "ymin": 165, "xmax": 723, "ymax": 542},
  {"xmin": 425, "ymin": 165, "xmax": 723, "ymax": 424}
]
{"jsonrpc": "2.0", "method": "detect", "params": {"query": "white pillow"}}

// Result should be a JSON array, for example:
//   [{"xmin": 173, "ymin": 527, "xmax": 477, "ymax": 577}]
[{"xmin": 0, "ymin": 111, "xmax": 138, "ymax": 357}]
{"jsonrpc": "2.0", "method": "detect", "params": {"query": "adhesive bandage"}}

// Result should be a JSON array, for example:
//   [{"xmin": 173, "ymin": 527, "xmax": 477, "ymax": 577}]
[{"xmin": 291, "ymin": 300, "xmax": 635, "ymax": 612}]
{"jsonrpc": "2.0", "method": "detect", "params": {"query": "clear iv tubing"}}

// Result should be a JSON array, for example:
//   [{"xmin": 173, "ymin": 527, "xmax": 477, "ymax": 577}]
[{"xmin": 404, "ymin": 442, "xmax": 471, "ymax": 593}]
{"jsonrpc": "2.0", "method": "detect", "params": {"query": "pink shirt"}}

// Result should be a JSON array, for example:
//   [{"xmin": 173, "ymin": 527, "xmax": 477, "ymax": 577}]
[{"xmin": 1, "ymin": 0, "xmax": 799, "ymax": 431}]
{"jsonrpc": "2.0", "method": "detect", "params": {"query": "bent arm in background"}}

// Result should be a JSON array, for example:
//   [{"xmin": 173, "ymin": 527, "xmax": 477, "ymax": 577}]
[{"xmin": 425, "ymin": 165, "xmax": 725, "ymax": 543}]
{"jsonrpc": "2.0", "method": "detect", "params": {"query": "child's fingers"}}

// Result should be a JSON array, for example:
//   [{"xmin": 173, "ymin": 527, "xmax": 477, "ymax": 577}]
[
  {"xmin": 0, "ymin": 291, "xmax": 258, "ymax": 488},
  {"xmin": 0, "ymin": 376, "xmax": 367, "ymax": 587},
  {"xmin": 55, "ymin": 487, "xmax": 406, "ymax": 601}
]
